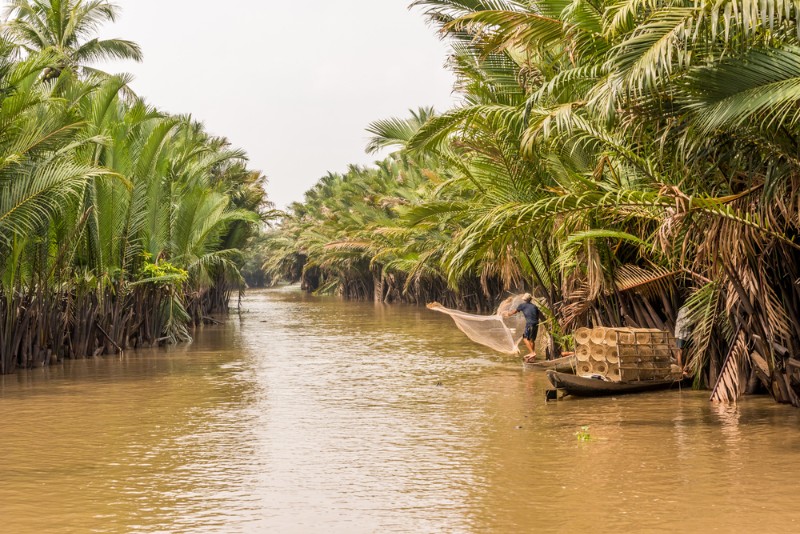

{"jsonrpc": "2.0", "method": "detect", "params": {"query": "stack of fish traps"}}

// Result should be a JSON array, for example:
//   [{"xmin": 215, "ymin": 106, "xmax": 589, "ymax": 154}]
[{"xmin": 573, "ymin": 327, "xmax": 678, "ymax": 382}]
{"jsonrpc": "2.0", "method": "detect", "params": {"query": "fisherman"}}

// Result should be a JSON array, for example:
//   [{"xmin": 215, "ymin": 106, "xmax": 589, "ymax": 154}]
[
  {"xmin": 674, "ymin": 305, "xmax": 691, "ymax": 372},
  {"xmin": 504, "ymin": 293, "xmax": 540, "ymax": 362}
]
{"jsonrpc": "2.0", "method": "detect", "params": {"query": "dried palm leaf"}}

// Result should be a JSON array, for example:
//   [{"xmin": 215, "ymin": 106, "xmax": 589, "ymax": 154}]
[
  {"xmin": 710, "ymin": 329, "xmax": 750, "ymax": 403},
  {"xmin": 613, "ymin": 264, "xmax": 678, "ymax": 299}
]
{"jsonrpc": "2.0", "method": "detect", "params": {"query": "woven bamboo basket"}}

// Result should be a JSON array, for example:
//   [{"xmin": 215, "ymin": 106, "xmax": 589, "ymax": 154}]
[
  {"xmin": 652, "ymin": 348, "xmax": 673, "ymax": 362},
  {"xmin": 605, "ymin": 328, "xmax": 620, "ymax": 346},
  {"xmin": 618, "ymin": 366, "xmax": 642, "ymax": 381},
  {"xmin": 576, "ymin": 360, "xmax": 594, "ymax": 375},
  {"xmin": 576, "ymin": 344, "xmax": 591, "ymax": 361},
  {"xmin": 615, "ymin": 329, "xmax": 636, "ymax": 344},
  {"xmin": 617, "ymin": 345, "xmax": 640, "ymax": 358},
  {"xmin": 648, "ymin": 331, "xmax": 671, "ymax": 344},
  {"xmin": 634, "ymin": 331, "xmax": 654, "ymax": 344},
  {"xmin": 574, "ymin": 327, "xmax": 592, "ymax": 346},
  {"xmin": 637, "ymin": 362, "xmax": 658, "ymax": 380},
  {"xmin": 590, "ymin": 327, "xmax": 608, "ymax": 345},
  {"xmin": 608, "ymin": 366, "xmax": 622, "ymax": 382},
  {"xmin": 589, "ymin": 342, "xmax": 606, "ymax": 361}
]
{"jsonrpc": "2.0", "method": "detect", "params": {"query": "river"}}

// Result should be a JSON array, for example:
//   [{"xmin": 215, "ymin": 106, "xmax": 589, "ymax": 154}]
[{"xmin": 1, "ymin": 287, "xmax": 799, "ymax": 533}]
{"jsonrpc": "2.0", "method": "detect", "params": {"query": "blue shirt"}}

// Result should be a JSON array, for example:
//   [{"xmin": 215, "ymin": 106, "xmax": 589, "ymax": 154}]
[{"xmin": 516, "ymin": 302, "xmax": 539, "ymax": 325}]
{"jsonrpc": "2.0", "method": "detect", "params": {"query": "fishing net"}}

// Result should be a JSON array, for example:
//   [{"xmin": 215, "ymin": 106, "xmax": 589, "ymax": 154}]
[{"xmin": 427, "ymin": 295, "xmax": 528, "ymax": 354}]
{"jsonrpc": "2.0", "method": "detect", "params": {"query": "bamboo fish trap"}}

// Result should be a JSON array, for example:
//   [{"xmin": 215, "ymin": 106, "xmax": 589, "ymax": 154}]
[{"xmin": 571, "ymin": 327, "xmax": 678, "ymax": 382}]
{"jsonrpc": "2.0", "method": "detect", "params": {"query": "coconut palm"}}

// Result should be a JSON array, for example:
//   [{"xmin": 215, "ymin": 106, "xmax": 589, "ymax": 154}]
[{"xmin": 3, "ymin": 0, "xmax": 142, "ymax": 78}]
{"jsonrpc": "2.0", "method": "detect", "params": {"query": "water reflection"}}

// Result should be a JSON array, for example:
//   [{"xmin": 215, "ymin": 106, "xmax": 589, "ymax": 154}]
[{"xmin": 1, "ymin": 287, "xmax": 799, "ymax": 533}]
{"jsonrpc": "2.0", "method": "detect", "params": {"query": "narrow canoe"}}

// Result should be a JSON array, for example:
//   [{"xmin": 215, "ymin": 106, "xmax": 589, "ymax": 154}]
[
  {"xmin": 546, "ymin": 370, "xmax": 683, "ymax": 398},
  {"xmin": 523, "ymin": 355, "xmax": 577, "ymax": 373}
]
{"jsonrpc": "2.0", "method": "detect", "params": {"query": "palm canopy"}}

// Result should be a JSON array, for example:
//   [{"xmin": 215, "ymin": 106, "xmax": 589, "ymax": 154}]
[
  {"xmin": 3, "ymin": 0, "xmax": 142, "ymax": 76},
  {"xmin": 265, "ymin": 0, "xmax": 800, "ymax": 405},
  {"xmin": 0, "ymin": 33, "xmax": 270, "ymax": 371}
]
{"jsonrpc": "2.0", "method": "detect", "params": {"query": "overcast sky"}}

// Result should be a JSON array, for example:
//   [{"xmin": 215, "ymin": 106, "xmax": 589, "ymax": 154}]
[{"xmin": 93, "ymin": 0, "xmax": 458, "ymax": 209}]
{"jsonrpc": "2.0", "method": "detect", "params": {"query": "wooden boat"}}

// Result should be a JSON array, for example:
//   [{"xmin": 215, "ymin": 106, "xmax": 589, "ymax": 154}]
[
  {"xmin": 523, "ymin": 355, "xmax": 577, "ymax": 373},
  {"xmin": 546, "ymin": 370, "xmax": 684, "ymax": 398}
]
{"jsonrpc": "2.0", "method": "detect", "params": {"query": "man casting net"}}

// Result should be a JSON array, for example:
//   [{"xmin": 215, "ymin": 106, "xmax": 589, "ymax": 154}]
[{"xmin": 427, "ymin": 294, "xmax": 535, "ymax": 355}]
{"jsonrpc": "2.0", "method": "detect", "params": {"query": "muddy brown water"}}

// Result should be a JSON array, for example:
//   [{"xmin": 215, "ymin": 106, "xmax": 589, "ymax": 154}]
[{"xmin": 1, "ymin": 287, "xmax": 800, "ymax": 533}]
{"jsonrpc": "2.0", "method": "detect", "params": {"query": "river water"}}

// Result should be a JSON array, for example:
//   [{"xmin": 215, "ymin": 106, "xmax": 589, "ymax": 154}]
[{"xmin": 1, "ymin": 287, "xmax": 799, "ymax": 533}]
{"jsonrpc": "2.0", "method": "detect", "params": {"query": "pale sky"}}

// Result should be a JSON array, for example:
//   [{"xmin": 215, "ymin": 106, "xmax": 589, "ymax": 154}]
[{"xmin": 93, "ymin": 0, "xmax": 458, "ymax": 209}]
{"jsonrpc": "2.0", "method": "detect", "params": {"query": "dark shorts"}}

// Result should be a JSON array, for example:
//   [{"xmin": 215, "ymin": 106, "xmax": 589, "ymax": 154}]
[
  {"xmin": 676, "ymin": 338, "xmax": 688, "ymax": 349},
  {"xmin": 524, "ymin": 323, "xmax": 539, "ymax": 341}
]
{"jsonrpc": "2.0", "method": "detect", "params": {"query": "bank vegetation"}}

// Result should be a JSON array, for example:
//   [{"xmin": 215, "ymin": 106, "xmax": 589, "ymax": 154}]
[
  {"xmin": 0, "ymin": 0, "xmax": 270, "ymax": 373},
  {"xmin": 265, "ymin": 0, "xmax": 800, "ymax": 406}
]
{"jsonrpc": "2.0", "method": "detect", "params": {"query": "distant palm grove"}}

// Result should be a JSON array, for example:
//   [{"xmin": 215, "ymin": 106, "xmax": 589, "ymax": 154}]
[
  {"xmin": 0, "ymin": 1, "xmax": 270, "ymax": 373},
  {"xmin": 265, "ymin": 0, "xmax": 800, "ymax": 405}
]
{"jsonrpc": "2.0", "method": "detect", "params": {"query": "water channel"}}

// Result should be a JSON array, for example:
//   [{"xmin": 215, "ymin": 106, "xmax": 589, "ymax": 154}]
[{"xmin": 2, "ymin": 287, "xmax": 800, "ymax": 533}]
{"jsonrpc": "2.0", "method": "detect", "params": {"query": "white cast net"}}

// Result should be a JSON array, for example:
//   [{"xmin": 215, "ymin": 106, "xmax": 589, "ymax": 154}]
[{"xmin": 427, "ymin": 295, "xmax": 528, "ymax": 355}]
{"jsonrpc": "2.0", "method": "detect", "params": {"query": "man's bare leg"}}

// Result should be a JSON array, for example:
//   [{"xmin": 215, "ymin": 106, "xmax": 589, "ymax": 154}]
[
  {"xmin": 677, "ymin": 348, "xmax": 690, "ymax": 376},
  {"xmin": 523, "ymin": 338, "xmax": 536, "ymax": 362}
]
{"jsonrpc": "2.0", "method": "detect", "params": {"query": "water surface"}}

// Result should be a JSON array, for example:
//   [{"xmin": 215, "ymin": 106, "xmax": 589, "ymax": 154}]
[{"xmin": 1, "ymin": 287, "xmax": 799, "ymax": 533}]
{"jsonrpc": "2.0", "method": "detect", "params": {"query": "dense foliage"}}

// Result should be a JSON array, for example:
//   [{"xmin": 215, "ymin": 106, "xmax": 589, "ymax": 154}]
[
  {"xmin": 0, "ymin": 0, "xmax": 269, "ymax": 373},
  {"xmin": 267, "ymin": 0, "xmax": 800, "ymax": 405}
]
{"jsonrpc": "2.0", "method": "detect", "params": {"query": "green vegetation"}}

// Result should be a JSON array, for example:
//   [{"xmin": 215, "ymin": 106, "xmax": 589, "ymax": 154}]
[
  {"xmin": 0, "ymin": 0, "xmax": 269, "ymax": 373},
  {"xmin": 265, "ymin": 0, "xmax": 800, "ymax": 406}
]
